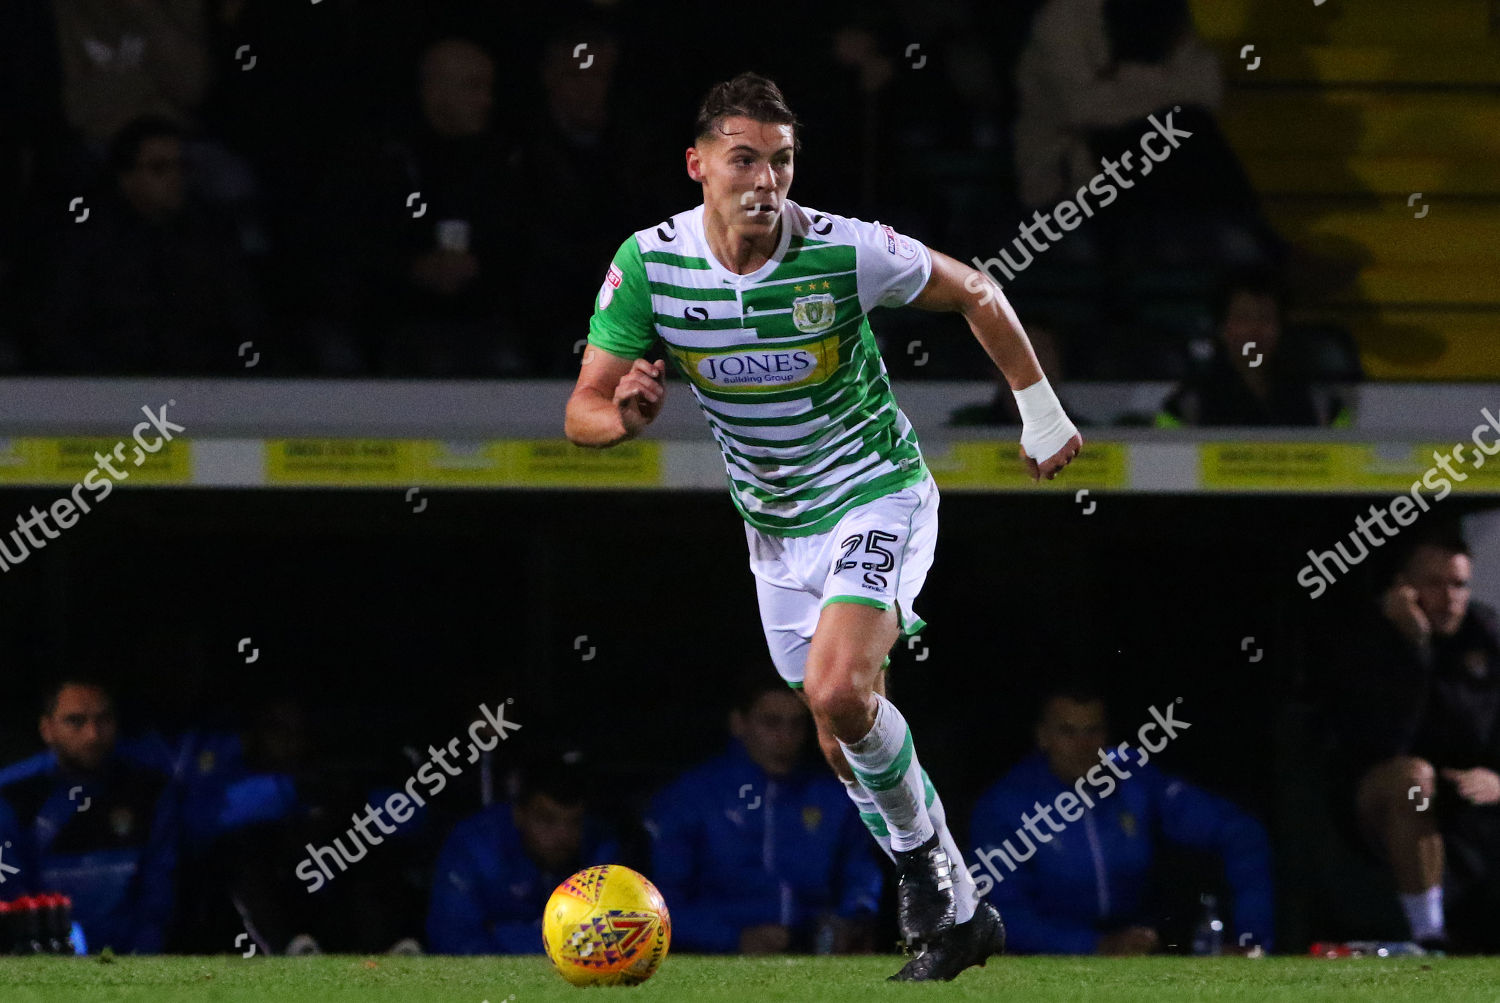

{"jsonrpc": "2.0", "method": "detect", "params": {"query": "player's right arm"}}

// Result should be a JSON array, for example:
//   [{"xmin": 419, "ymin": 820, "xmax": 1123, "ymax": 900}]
[
  {"xmin": 564, "ymin": 349, "xmax": 666, "ymax": 447},
  {"xmin": 563, "ymin": 236, "xmax": 667, "ymax": 448}
]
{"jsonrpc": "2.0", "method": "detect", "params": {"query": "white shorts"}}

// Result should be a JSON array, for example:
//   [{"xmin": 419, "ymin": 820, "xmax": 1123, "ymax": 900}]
[{"xmin": 745, "ymin": 474, "xmax": 939, "ymax": 687}]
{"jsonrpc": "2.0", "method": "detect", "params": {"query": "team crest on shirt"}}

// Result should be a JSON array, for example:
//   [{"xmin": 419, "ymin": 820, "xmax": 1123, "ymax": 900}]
[
  {"xmin": 598, "ymin": 263, "xmax": 623, "ymax": 310},
  {"xmin": 791, "ymin": 293, "xmax": 836, "ymax": 333},
  {"xmin": 802, "ymin": 805, "xmax": 823, "ymax": 833}
]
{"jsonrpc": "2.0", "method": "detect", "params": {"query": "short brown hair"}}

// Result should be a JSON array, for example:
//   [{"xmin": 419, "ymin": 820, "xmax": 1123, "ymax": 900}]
[{"xmin": 694, "ymin": 72, "xmax": 801, "ymax": 150}]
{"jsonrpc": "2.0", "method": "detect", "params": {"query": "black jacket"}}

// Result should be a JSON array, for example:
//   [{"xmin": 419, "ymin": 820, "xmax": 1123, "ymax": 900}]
[{"xmin": 1332, "ymin": 601, "xmax": 1500, "ymax": 778}]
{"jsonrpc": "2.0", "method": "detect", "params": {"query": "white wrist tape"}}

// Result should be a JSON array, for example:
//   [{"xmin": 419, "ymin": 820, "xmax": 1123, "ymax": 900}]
[{"xmin": 1014, "ymin": 376, "xmax": 1078, "ymax": 461}]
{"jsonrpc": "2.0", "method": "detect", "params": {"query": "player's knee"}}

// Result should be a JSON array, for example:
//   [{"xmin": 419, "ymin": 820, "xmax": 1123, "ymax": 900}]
[
  {"xmin": 810, "ymin": 689, "xmax": 876, "ymax": 734},
  {"xmin": 804, "ymin": 659, "xmax": 864, "ymax": 722}
]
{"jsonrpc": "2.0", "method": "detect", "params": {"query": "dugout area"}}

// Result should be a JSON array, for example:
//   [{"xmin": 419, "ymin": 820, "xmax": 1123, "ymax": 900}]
[{"xmin": 2, "ymin": 484, "xmax": 1493, "ymax": 954}]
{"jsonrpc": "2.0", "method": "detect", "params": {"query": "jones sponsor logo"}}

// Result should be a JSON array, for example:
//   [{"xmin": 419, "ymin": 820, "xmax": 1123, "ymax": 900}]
[
  {"xmin": 673, "ymin": 334, "xmax": 840, "ymax": 394},
  {"xmin": 698, "ymin": 349, "xmax": 817, "ymax": 387}
]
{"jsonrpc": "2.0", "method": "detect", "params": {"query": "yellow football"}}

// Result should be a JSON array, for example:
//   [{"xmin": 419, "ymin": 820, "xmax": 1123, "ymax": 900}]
[{"xmin": 541, "ymin": 864, "xmax": 671, "ymax": 986}]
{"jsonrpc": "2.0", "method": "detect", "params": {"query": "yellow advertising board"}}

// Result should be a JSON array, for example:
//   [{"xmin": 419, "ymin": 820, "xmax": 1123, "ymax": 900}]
[
  {"xmin": 926, "ymin": 441, "xmax": 1128, "ymax": 490},
  {"xmin": 266, "ymin": 439, "xmax": 661, "ymax": 488},
  {"xmin": 1200, "ymin": 442, "xmax": 1500, "ymax": 492},
  {"xmin": 0, "ymin": 437, "xmax": 191, "ymax": 484}
]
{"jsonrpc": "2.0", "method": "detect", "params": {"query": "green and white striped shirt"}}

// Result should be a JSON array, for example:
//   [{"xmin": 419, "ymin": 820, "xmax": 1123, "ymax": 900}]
[{"xmin": 587, "ymin": 200, "xmax": 933, "ymax": 536}]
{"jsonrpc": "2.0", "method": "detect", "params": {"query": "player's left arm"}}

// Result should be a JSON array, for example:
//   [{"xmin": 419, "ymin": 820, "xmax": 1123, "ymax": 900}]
[{"xmin": 910, "ymin": 249, "xmax": 1083, "ymax": 481}]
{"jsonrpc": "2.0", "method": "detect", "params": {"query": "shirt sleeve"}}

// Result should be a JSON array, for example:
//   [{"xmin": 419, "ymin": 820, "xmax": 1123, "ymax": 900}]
[
  {"xmin": 852, "ymin": 218, "xmax": 933, "ymax": 314},
  {"xmin": 587, "ymin": 236, "xmax": 656, "ymax": 360}
]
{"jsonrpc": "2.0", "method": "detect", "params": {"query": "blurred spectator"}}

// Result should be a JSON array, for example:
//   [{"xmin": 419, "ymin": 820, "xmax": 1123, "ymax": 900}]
[
  {"xmin": 969, "ymin": 680, "xmax": 1273, "ymax": 954},
  {"xmin": 1014, "ymin": 0, "xmax": 1221, "ymax": 210},
  {"xmin": 515, "ymin": 22, "xmax": 670, "ymax": 376},
  {"xmin": 1014, "ymin": 0, "xmax": 1275, "ymax": 271},
  {"xmin": 159, "ymin": 698, "xmax": 304, "ymax": 953},
  {"xmin": 35, "ymin": 115, "xmax": 265, "ymax": 374},
  {"xmin": 644, "ymin": 674, "xmax": 882, "ymax": 955},
  {"xmin": 948, "ymin": 322, "xmax": 1089, "ymax": 426},
  {"xmin": 204, "ymin": 702, "xmax": 445, "ymax": 956},
  {"xmin": 0, "ymin": 678, "xmax": 178, "ymax": 954},
  {"xmin": 1329, "ymin": 529, "xmax": 1500, "ymax": 950},
  {"xmin": 330, "ymin": 36, "xmax": 524, "ymax": 376},
  {"xmin": 51, "ymin": 0, "xmax": 210, "ymax": 149},
  {"xmin": 1157, "ymin": 268, "xmax": 1347, "ymax": 427},
  {"xmin": 427, "ymin": 755, "xmax": 618, "ymax": 954}
]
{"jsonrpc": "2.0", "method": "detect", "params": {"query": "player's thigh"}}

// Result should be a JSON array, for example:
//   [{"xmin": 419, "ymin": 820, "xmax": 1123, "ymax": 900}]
[{"xmin": 805, "ymin": 600, "xmax": 901, "ymax": 700}]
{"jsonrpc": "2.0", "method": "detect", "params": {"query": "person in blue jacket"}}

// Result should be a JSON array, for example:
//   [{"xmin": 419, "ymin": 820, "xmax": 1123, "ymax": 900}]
[
  {"xmin": 0, "ymin": 677, "xmax": 179, "ymax": 954},
  {"xmin": 968, "ymin": 681, "xmax": 1273, "ymax": 955},
  {"xmin": 123, "ymin": 698, "xmax": 305, "ymax": 858},
  {"xmin": 427, "ymin": 756, "xmax": 618, "ymax": 953},
  {"xmin": 645, "ymin": 673, "xmax": 884, "ymax": 954}
]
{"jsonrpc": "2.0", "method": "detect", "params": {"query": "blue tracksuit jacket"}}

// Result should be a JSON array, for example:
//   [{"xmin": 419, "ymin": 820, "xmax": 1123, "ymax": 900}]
[
  {"xmin": 427, "ymin": 803, "xmax": 619, "ymax": 954},
  {"xmin": 645, "ymin": 741, "xmax": 883, "ymax": 953},
  {"xmin": 968, "ymin": 748, "xmax": 1273, "ymax": 953},
  {"xmin": 0, "ymin": 751, "xmax": 179, "ymax": 953}
]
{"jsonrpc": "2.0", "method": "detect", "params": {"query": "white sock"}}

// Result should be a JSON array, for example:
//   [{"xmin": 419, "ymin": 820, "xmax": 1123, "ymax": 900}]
[
  {"xmin": 841, "ymin": 776, "xmax": 895, "ymax": 862},
  {"xmin": 840, "ymin": 773, "xmax": 978, "ymax": 924},
  {"xmin": 838, "ymin": 694, "xmax": 934, "ymax": 852},
  {"xmin": 923, "ymin": 770, "xmax": 978, "ymax": 925},
  {"xmin": 1400, "ymin": 886, "xmax": 1445, "ymax": 941}
]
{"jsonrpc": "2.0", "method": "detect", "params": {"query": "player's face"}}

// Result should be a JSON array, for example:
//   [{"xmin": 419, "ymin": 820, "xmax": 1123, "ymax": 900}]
[
  {"xmin": 731, "ymin": 690, "xmax": 808, "ymax": 777},
  {"xmin": 1036, "ymin": 698, "xmax": 1108, "ymax": 784},
  {"xmin": 515, "ymin": 793, "xmax": 587, "ymax": 871},
  {"xmin": 40, "ymin": 684, "xmax": 117, "ymax": 774},
  {"xmin": 1401, "ymin": 547, "xmax": 1471, "ymax": 637},
  {"xmin": 689, "ymin": 117, "xmax": 795, "ymax": 233}
]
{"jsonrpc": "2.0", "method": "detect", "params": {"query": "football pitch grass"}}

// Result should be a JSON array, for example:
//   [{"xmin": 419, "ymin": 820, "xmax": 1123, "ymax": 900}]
[{"xmin": 3, "ymin": 955, "xmax": 1499, "ymax": 1003}]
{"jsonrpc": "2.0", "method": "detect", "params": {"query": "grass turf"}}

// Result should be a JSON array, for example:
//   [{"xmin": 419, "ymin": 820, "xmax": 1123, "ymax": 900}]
[{"xmin": 2, "ymin": 955, "xmax": 1496, "ymax": 1002}]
